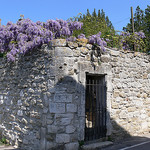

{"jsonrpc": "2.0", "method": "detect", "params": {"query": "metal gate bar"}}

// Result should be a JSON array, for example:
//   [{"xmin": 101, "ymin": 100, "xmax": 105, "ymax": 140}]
[{"xmin": 85, "ymin": 75, "xmax": 107, "ymax": 141}]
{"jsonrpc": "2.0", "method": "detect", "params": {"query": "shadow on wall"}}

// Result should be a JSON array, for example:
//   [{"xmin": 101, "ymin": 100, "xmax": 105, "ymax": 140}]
[{"xmin": 0, "ymin": 47, "xmax": 149, "ymax": 150}]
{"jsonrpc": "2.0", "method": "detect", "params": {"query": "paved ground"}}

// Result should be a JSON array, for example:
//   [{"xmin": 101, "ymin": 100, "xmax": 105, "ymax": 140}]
[{"xmin": 101, "ymin": 133, "xmax": 150, "ymax": 150}]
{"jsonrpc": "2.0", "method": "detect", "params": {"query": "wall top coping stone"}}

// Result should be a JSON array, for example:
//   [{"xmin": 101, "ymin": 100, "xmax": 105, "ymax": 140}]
[
  {"xmin": 49, "ymin": 39, "xmax": 149, "ymax": 56},
  {"xmin": 105, "ymin": 47, "xmax": 150, "ymax": 58},
  {"xmin": 0, "ymin": 39, "xmax": 149, "ymax": 64}
]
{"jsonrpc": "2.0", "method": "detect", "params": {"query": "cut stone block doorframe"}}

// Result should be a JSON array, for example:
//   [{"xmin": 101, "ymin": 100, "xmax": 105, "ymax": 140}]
[{"xmin": 77, "ymin": 62, "xmax": 113, "ymax": 142}]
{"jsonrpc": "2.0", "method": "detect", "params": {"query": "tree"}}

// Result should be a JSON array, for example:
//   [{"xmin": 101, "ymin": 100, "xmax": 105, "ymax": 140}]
[
  {"xmin": 92, "ymin": 8, "xmax": 97, "ymax": 18},
  {"xmin": 105, "ymin": 16, "xmax": 114, "ymax": 29},
  {"xmin": 134, "ymin": 6, "xmax": 144, "ymax": 31},
  {"xmin": 86, "ymin": 9, "xmax": 91, "ymax": 17},
  {"xmin": 123, "ymin": 5, "xmax": 150, "ymax": 52},
  {"xmin": 73, "ymin": 8, "xmax": 115, "ymax": 37},
  {"xmin": 123, "ymin": 6, "xmax": 144, "ymax": 32},
  {"xmin": 144, "ymin": 5, "xmax": 150, "ymax": 50},
  {"xmin": 101, "ymin": 9, "xmax": 105, "ymax": 20},
  {"xmin": 98, "ymin": 9, "xmax": 101, "ymax": 18}
]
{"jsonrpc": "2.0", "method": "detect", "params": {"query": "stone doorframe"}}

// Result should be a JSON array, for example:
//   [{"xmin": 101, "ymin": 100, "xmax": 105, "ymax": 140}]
[{"xmin": 77, "ymin": 62, "xmax": 113, "ymax": 141}]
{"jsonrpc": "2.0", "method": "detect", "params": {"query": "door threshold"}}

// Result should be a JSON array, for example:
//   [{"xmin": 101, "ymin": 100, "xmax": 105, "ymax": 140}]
[{"xmin": 81, "ymin": 141, "xmax": 113, "ymax": 150}]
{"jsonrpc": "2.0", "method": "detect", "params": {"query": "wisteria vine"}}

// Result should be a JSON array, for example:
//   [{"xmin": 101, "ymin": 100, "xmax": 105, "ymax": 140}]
[
  {"xmin": 0, "ymin": 19, "xmax": 83, "ymax": 61},
  {"xmin": 120, "ymin": 31, "xmax": 146, "ymax": 51},
  {"xmin": 0, "ymin": 18, "xmax": 145, "ymax": 62}
]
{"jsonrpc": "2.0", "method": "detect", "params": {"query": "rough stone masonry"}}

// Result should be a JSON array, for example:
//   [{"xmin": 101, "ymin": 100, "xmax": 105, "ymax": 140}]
[{"xmin": 0, "ymin": 39, "xmax": 149, "ymax": 150}]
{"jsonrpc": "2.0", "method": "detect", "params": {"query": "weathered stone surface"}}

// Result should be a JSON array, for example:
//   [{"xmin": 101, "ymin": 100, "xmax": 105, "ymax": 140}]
[
  {"xmin": 73, "ymin": 47, "xmax": 81, "ymax": 57},
  {"xmin": 100, "ymin": 55, "xmax": 110, "ymax": 62},
  {"xmin": 55, "ymin": 113, "xmax": 74, "ymax": 119},
  {"xmin": 55, "ymin": 117, "xmax": 72, "ymax": 126},
  {"xmin": 65, "ymin": 142, "xmax": 79, "ymax": 150},
  {"xmin": 86, "ymin": 44, "xmax": 92, "ymax": 50},
  {"xmin": 54, "ymin": 94, "xmax": 72, "ymax": 102},
  {"xmin": 50, "ymin": 39, "xmax": 66, "ymax": 47},
  {"xmin": 17, "ymin": 110, "xmax": 23, "ymax": 116},
  {"xmin": 110, "ymin": 50, "xmax": 120, "ymax": 56},
  {"xmin": 49, "ymin": 103, "xmax": 65, "ymax": 113},
  {"xmin": 55, "ymin": 47, "xmax": 73, "ymax": 57},
  {"xmin": 77, "ymin": 38, "xmax": 88, "ymax": 45},
  {"xmin": 0, "ymin": 39, "xmax": 149, "ymax": 150},
  {"xmin": 66, "ymin": 125, "xmax": 76, "ymax": 134},
  {"xmin": 56, "ymin": 134, "xmax": 70, "ymax": 143},
  {"xmin": 40, "ymin": 127, "xmax": 46, "ymax": 150},
  {"xmin": 66, "ymin": 104, "xmax": 77, "ymax": 112},
  {"xmin": 46, "ymin": 141, "xmax": 57, "ymax": 149},
  {"xmin": 47, "ymin": 125, "xmax": 58, "ymax": 133},
  {"xmin": 67, "ymin": 41, "xmax": 78, "ymax": 49}
]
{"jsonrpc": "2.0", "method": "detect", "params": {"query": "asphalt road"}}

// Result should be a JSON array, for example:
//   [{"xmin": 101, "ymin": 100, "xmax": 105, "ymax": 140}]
[
  {"xmin": 119, "ymin": 141, "xmax": 150, "ymax": 150},
  {"xmin": 101, "ymin": 134, "xmax": 150, "ymax": 150}
]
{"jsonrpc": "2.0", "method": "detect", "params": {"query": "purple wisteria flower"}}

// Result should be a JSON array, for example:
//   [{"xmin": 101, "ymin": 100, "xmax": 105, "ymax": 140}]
[
  {"xmin": 135, "ymin": 31, "xmax": 146, "ymax": 39},
  {"xmin": 88, "ymin": 32, "xmax": 107, "ymax": 51},
  {"xmin": 0, "ymin": 18, "xmax": 84, "ymax": 61},
  {"xmin": 66, "ymin": 36, "xmax": 77, "ymax": 42},
  {"xmin": 77, "ymin": 34, "xmax": 86, "ymax": 39}
]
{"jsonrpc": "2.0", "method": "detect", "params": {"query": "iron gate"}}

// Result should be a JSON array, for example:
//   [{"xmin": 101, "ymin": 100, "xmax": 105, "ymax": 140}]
[{"xmin": 85, "ymin": 75, "xmax": 107, "ymax": 141}]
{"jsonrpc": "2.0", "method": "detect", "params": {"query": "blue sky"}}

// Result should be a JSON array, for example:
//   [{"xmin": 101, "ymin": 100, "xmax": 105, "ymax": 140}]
[{"xmin": 0, "ymin": 0, "xmax": 149, "ymax": 31}]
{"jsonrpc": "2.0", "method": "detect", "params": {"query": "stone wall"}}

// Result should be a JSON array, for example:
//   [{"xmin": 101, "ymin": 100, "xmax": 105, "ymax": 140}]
[
  {"xmin": 0, "ymin": 39, "xmax": 150, "ymax": 150},
  {"xmin": 107, "ymin": 48, "xmax": 150, "ymax": 139}
]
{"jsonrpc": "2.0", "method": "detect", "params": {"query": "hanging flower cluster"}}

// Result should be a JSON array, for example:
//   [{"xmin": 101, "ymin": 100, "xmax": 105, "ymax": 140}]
[{"xmin": 0, "ymin": 19, "xmax": 83, "ymax": 61}]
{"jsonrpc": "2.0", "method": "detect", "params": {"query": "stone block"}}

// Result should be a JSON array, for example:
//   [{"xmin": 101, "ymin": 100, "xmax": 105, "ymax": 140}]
[
  {"xmin": 127, "ymin": 107, "xmax": 136, "ymax": 112},
  {"xmin": 67, "ymin": 104, "xmax": 77, "ymax": 112},
  {"xmin": 17, "ymin": 100, "xmax": 22, "ymax": 106},
  {"xmin": 23, "ymin": 139, "xmax": 29, "ymax": 145},
  {"xmin": 46, "ymin": 142, "xmax": 57, "ymax": 149},
  {"xmin": 40, "ymin": 127, "xmax": 46, "ymax": 150},
  {"xmin": 17, "ymin": 110, "xmax": 23, "ymax": 116},
  {"xmin": 78, "ymin": 104, "xmax": 85, "ymax": 117},
  {"xmin": 119, "ymin": 111, "xmax": 127, "ymax": 119},
  {"xmin": 141, "ymin": 122, "xmax": 148, "ymax": 130},
  {"xmin": 22, "ymin": 118, "xmax": 28, "ymax": 125},
  {"xmin": 86, "ymin": 44, "xmax": 92, "ymax": 50},
  {"xmin": 47, "ymin": 125, "xmax": 58, "ymax": 133},
  {"xmin": 113, "ymin": 90, "xmax": 119, "ymax": 98},
  {"xmin": 47, "ymin": 119, "xmax": 53, "ymax": 125},
  {"xmin": 50, "ymin": 39, "xmax": 66, "ymax": 47},
  {"xmin": 56, "ymin": 134, "xmax": 70, "ymax": 143},
  {"xmin": 65, "ymin": 142, "xmax": 79, "ymax": 150},
  {"xmin": 101, "ymin": 55, "xmax": 110, "ymax": 62},
  {"xmin": 143, "ymin": 74, "xmax": 148, "ymax": 79},
  {"xmin": 67, "ymin": 41, "xmax": 78, "ymax": 49},
  {"xmin": 73, "ymin": 47, "xmax": 81, "ymax": 57},
  {"xmin": 49, "ymin": 103, "xmax": 65, "ymax": 113},
  {"xmin": 66, "ymin": 125, "xmax": 76, "ymax": 134},
  {"xmin": 110, "ymin": 50, "xmax": 120, "ymax": 56},
  {"xmin": 77, "ymin": 38, "xmax": 88, "ymax": 44},
  {"xmin": 55, "ymin": 113, "xmax": 74, "ymax": 119},
  {"xmin": 55, "ymin": 117, "xmax": 72, "ymax": 126},
  {"xmin": 54, "ymin": 94, "xmax": 72, "ymax": 103},
  {"xmin": 80, "ymin": 47, "xmax": 89, "ymax": 55},
  {"xmin": 0, "ymin": 100, "xmax": 4, "ymax": 105},
  {"xmin": 111, "ymin": 103, "xmax": 119, "ymax": 109},
  {"xmin": 0, "ymin": 114, "xmax": 2, "ymax": 123},
  {"xmin": 55, "ymin": 47, "xmax": 73, "ymax": 57},
  {"xmin": 14, "ymin": 126, "xmax": 22, "ymax": 132},
  {"xmin": 82, "ymin": 141, "xmax": 113, "ymax": 150},
  {"xmin": 119, "ymin": 92, "xmax": 126, "ymax": 98}
]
